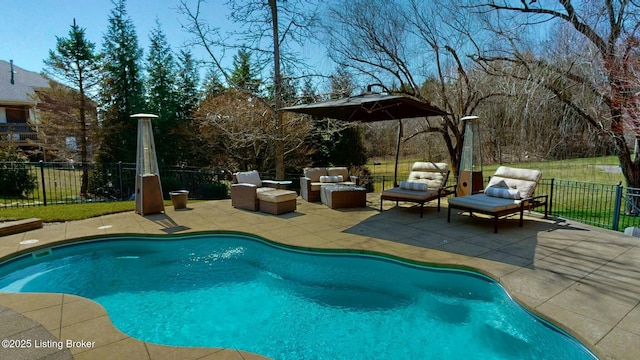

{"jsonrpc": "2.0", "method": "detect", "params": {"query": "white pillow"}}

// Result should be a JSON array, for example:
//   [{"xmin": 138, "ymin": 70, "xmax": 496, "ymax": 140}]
[
  {"xmin": 399, "ymin": 181, "xmax": 428, "ymax": 191},
  {"xmin": 319, "ymin": 175, "xmax": 343, "ymax": 183},
  {"xmin": 236, "ymin": 170, "xmax": 262, "ymax": 187},
  {"xmin": 485, "ymin": 186, "xmax": 521, "ymax": 199}
]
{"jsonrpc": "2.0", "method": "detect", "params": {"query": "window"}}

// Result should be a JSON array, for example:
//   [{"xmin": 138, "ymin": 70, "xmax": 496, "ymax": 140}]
[{"xmin": 5, "ymin": 106, "xmax": 29, "ymax": 123}]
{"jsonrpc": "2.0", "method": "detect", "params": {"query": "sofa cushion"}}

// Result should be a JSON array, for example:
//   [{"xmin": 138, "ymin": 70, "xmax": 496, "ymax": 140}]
[
  {"xmin": 320, "ymin": 175, "xmax": 344, "ymax": 183},
  {"xmin": 327, "ymin": 167, "xmax": 349, "ymax": 179},
  {"xmin": 304, "ymin": 167, "xmax": 328, "ymax": 182},
  {"xmin": 399, "ymin": 181, "xmax": 428, "ymax": 191},
  {"xmin": 236, "ymin": 170, "xmax": 262, "ymax": 187}
]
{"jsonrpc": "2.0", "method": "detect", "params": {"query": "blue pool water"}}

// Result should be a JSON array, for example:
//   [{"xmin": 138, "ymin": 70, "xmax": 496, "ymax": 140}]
[{"xmin": 0, "ymin": 234, "xmax": 596, "ymax": 359}]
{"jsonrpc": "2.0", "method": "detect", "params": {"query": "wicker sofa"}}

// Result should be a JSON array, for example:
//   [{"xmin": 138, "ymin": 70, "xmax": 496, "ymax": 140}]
[{"xmin": 300, "ymin": 167, "xmax": 359, "ymax": 201}]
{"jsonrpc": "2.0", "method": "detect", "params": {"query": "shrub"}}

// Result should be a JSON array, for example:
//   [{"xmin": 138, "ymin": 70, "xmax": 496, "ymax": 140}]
[{"xmin": 0, "ymin": 148, "xmax": 37, "ymax": 197}]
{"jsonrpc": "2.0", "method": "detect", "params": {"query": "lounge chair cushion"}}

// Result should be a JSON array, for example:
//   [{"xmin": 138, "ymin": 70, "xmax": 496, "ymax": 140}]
[
  {"xmin": 236, "ymin": 170, "xmax": 262, "ymax": 187},
  {"xmin": 407, "ymin": 162, "xmax": 448, "ymax": 189},
  {"xmin": 304, "ymin": 167, "xmax": 328, "ymax": 182},
  {"xmin": 486, "ymin": 166, "xmax": 541, "ymax": 199},
  {"xmin": 485, "ymin": 186, "xmax": 521, "ymax": 199},
  {"xmin": 400, "ymin": 181, "xmax": 429, "ymax": 191},
  {"xmin": 381, "ymin": 187, "xmax": 439, "ymax": 201},
  {"xmin": 448, "ymin": 194, "xmax": 522, "ymax": 213},
  {"xmin": 320, "ymin": 175, "xmax": 343, "ymax": 183}
]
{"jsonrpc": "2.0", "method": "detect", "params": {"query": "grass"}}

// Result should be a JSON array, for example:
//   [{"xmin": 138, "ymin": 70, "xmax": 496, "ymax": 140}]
[
  {"xmin": 368, "ymin": 155, "xmax": 624, "ymax": 185},
  {"xmin": 0, "ymin": 201, "xmax": 173, "ymax": 222},
  {"xmin": 0, "ymin": 200, "xmax": 206, "ymax": 222}
]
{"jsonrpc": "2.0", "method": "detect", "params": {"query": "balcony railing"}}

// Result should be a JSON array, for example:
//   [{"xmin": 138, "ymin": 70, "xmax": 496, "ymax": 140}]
[{"xmin": 0, "ymin": 123, "xmax": 39, "ymax": 143}]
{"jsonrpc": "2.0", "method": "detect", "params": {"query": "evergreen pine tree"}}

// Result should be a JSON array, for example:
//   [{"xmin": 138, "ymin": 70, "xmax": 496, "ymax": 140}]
[
  {"xmin": 175, "ymin": 50, "xmax": 199, "ymax": 123},
  {"xmin": 174, "ymin": 49, "xmax": 202, "ymax": 165},
  {"xmin": 201, "ymin": 66, "xmax": 225, "ymax": 100},
  {"xmin": 42, "ymin": 18, "xmax": 101, "ymax": 195},
  {"xmin": 146, "ymin": 20, "xmax": 178, "ymax": 166},
  {"xmin": 96, "ymin": 0, "xmax": 146, "ymax": 165},
  {"xmin": 229, "ymin": 49, "xmax": 261, "ymax": 93}
]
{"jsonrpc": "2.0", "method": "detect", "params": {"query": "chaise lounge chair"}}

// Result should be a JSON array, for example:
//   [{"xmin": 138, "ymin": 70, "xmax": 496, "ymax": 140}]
[
  {"xmin": 447, "ymin": 166, "xmax": 548, "ymax": 233},
  {"xmin": 380, "ymin": 162, "xmax": 454, "ymax": 217}
]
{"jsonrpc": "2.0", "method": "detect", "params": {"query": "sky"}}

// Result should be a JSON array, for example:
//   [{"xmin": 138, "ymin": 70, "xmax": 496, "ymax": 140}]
[{"xmin": 1, "ymin": 0, "xmax": 333, "ymax": 82}]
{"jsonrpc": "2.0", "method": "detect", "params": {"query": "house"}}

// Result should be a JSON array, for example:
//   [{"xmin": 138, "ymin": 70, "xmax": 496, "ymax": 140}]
[{"xmin": 0, "ymin": 59, "xmax": 49, "ymax": 152}]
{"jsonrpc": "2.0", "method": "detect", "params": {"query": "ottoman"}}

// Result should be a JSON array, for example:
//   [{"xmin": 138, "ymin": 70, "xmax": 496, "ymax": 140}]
[
  {"xmin": 320, "ymin": 185, "xmax": 367, "ymax": 209},
  {"xmin": 257, "ymin": 189, "xmax": 298, "ymax": 214}
]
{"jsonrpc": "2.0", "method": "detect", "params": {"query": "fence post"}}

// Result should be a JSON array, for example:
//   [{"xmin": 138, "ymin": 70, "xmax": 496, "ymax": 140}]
[
  {"xmin": 549, "ymin": 178, "xmax": 554, "ymax": 216},
  {"xmin": 181, "ymin": 163, "xmax": 186, "ymax": 189},
  {"xmin": 118, "ymin": 162, "xmax": 123, "ymax": 200},
  {"xmin": 612, "ymin": 182, "xmax": 623, "ymax": 231},
  {"xmin": 39, "ymin": 160, "xmax": 47, "ymax": 206}
]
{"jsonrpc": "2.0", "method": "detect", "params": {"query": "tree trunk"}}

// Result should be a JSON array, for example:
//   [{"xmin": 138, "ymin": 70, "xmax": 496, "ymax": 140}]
[{"xmin": 269, "ymin": 0, "xmax": 285, "ymax": 180}]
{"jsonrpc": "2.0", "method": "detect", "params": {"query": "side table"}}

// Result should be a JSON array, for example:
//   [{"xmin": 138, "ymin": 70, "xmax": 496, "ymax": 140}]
[{"xmin": 262, "ymin": 180, "xmax": 293, "ymax": 190}]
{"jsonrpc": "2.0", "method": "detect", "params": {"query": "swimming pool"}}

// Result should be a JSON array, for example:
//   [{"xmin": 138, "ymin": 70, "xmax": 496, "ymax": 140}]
[{"xmin": 0, "ymin": 234, "xmax": 596, "ymax": 359}]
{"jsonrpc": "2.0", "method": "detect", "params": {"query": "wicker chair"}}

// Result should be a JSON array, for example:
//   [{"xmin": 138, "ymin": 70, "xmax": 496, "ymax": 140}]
[{"xmin": 230, "ymin": 170, "xmax": 279, "ymax": 211}]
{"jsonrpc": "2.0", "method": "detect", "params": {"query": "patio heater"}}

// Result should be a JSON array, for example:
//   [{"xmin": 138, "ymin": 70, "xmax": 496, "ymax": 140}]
[
  {"xmin": 132, "ymin": 113, "xmax": 165, "ymax": 215},
  {"xmin": 457, "ymin": 116, "xmax": 484, "ymax": 196}
]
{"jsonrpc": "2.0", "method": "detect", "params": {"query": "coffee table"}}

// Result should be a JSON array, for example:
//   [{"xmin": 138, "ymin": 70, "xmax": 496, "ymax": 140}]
[{"xmin": 320, "ymin": 185, "xmax": 366, "ymax": 209}]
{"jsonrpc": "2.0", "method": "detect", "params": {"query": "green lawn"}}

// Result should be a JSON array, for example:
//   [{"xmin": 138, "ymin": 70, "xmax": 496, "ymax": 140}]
[
  {"xmin": 0, "ymin": 201, "xmax": 164, "ymax": 222},
  {"xmin": 368, "ymin": 155, "xmax": 624, "ymax": 185}
]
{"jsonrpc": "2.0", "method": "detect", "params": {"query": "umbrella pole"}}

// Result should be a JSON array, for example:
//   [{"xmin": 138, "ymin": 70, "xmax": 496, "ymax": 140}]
[{"xmin": 394, "ymin": 120, "xmax": 403, "ymax": 187}]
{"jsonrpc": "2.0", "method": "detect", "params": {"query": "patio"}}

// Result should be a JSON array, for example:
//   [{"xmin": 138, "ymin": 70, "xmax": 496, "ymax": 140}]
[{"xmin": 0, "ymin": 195, "xmax": 639, "ymax": 360}]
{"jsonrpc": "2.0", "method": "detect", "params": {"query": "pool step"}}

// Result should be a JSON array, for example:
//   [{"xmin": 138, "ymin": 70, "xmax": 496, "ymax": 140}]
[{"xmin": 0, "ymin": 218, "xmax": 43, "ymax": 237}]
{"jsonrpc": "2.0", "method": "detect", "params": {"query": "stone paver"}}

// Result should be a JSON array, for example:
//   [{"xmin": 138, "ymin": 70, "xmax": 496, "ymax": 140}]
[{"xmin": 0, "ymin": 195, "xmax": 638, "ymax": 359}]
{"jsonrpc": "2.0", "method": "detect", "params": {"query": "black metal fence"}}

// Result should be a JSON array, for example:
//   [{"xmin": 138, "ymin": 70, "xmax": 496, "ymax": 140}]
[
  {"xmin": 0, "ymin": 162, "xmax": 230, "ymax": 207},
  {"xmin": 2, "ymin": 161, "xmax": 640, "ymax": 232}
]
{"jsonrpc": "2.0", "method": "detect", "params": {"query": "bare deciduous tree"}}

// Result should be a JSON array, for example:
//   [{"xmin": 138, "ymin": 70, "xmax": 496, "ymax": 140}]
[
  {"xmin": 178, "ymin": 0, "xmax": 319, "ymax": 178},
  {"xmin": 324, "ymin": 0, "xmax": 504, "ymax": 174},
  {"xmin": 194, "ymin": 90, "xmax": 315, "ymax": 171},
  {"xmin": 473, "ymin": 0, "xmax": 640, "ymax": 187}
]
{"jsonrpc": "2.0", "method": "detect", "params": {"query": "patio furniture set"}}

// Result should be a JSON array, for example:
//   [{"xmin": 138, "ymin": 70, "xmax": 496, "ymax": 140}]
[{"xmin": 231, "ymin": 163, "xmax": 548, "ymax": 233}]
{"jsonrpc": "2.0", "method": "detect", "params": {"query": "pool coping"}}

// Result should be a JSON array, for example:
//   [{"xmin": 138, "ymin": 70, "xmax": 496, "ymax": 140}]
[{"xmin": 1, "ymin": 197, "xmax": 639, "ymax": 359}]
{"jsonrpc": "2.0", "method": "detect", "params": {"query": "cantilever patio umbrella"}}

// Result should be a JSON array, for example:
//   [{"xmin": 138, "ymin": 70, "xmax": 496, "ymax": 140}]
[{"xmin": 282, "ymin": 91, "xmax": 448, "ymax": 186}]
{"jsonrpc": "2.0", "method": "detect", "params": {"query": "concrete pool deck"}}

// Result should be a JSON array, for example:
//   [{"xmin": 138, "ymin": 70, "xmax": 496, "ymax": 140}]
[{"xmin": 0, "ymin": 195, "xmax": 639, "ymax": 360}]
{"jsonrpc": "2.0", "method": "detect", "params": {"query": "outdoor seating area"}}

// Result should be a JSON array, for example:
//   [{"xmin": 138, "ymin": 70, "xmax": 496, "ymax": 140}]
[
  {"xmin": 448, "ymin": 166, "xmax": 549, "ymax": 233},
  {"xmin": 380, "ymin": 161, "xmax": 454, "ymax": 217}
]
